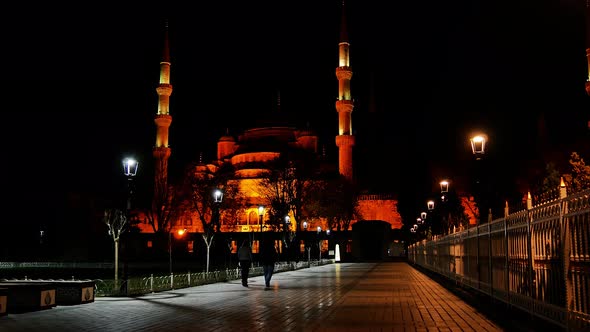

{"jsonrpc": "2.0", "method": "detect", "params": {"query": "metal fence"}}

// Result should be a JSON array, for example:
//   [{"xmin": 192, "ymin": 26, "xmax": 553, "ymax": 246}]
[
  {"xmin": 94, "ymin": 259, "xmax": 331, "ymax": 297},
  {"xmin": 408, "ymin": 188, "xmax": 590, "ymax": 332}
]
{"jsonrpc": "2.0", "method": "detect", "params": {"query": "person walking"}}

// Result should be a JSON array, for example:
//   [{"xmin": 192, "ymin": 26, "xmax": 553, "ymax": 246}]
[
  {"xmin": 237, "ymin": 239, "xmax": 252, "ymax": 287},
  {"xmin": 260, "ymin": 237, "xmax": 278, "ymax": 289}
]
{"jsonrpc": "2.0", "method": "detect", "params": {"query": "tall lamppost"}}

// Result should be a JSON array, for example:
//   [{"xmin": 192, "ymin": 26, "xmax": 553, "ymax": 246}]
[
  {"xmin": 169, "ymin": 228, "xmax": 186, "ymax": 275},
  {"xmin": 258, "ymin": 205, "xmax": 265, "ymax": 232},
  {"xmin": 470, "ymin": 133, "xmax": 487, "ymax": 286},
  {"xmin": 213, "ymin": 188, "xmax": 223, "ymax": 232},
  {"xmin": 440, "ymin": 179, "xmax": 450, "ymax": 234},
  {"xmin": 470, "ymin": 133, "xmax": 487, "ymax": 225},
  {"xmin": 317, "ymin": 226, "xmax": 322, "ymax": 262},
  {"xmin": 122, "ymin": 157, "xmax": 139, "ymax": 213},
  {"xmin": 122, "ymin": 157, "xmax": 138, "ymax": 288},
  {"xmin": 303, "ymin": 221, "xmax": 310, "ymax": 264}
]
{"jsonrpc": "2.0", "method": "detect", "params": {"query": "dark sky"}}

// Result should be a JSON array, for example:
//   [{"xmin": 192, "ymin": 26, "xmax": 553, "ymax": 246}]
[{"xmin": 3, "ymin": 0, "xmax": 589, "ymax": 222}]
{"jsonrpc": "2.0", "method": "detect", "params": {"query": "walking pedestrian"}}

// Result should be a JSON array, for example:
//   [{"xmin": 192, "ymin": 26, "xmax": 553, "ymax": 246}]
[
  {"xmin": 237, "ymin": 239, "xmax": 252, "ymax": 287},
  {"xmin": 260, "ymin": 237, "xmax": 278, "ymax": 289}
]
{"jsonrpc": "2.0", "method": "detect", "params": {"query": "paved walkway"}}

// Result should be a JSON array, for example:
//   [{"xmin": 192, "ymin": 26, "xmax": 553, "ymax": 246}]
[{"xmin": 0, "ymin": 262, "xmax": 507, "ymax": 331}]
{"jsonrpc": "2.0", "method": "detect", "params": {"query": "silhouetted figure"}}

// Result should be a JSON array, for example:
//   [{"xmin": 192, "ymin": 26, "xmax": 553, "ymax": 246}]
[
  {"xmin": 260, "ymin": 237, "xmax": 278, "ymax": 289},
  {"xmin": 237, "ymin": 240, "xmax": 252, "ymax": 287}
]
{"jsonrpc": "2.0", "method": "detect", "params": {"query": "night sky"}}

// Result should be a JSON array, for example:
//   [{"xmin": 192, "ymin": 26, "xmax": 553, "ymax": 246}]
[{"xmin": 3, "ymin": 1, "xmax": 589, "ymax": 228}]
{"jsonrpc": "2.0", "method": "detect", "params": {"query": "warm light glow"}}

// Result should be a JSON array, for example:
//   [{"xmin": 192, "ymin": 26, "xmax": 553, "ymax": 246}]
[
  {"xmin": 303, "ymin": 221, "xmax": 308, "ymax": 229},
  {"xmin": 560, "ymin": 177, "xmax": 566, "ymax": 188},
  {"xmin": 317, "ymin": 226, "xmax": 322, "ymax": 233},
  {"xmin": 285, "ymin": 215, "xmax": 291, "ymax": 224},
  {"xmin": 427, "ymin": 200, "xmax": 435, "ymax": 210},
  {"xmin": 417, "ymin": 217, "xmax": 422, "ymax": 224},
  {"xmin": 258, "ymin": 205, "xmax": 265, "ymax": 216},
  {"xmin": 420, "ymin": 212, "xmax": 427, "ymax": 220},
  {"xmin": 177, "ymin": 229, "xmax": 186, "ymax": 236},
  {"xmin": 470, "ymin": 134, "xmax": 487, "ymax": 156},
  {"xmin": 440, "ymin": 180, "xmax": 449, "ymax": 193}
]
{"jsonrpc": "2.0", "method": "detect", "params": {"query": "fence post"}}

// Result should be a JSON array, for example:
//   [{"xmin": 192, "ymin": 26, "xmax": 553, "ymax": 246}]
[
  {"xmin": 526, "ymin": 192, "xmax": 535, "ymax": 301},
  {"xmin": 559, "ymin": 178, "xmax": 572, "ymax": 328},
  {"xmin": 150, "ymin": 274, "xmax": 153, "ymax": 293},
  {"xmin": 504, "ymin": 211, "xmax": 509, "ymax": 299},
  {"xmin": 188, "ymin": 270, "xmax": 191, "ymax": 286}
]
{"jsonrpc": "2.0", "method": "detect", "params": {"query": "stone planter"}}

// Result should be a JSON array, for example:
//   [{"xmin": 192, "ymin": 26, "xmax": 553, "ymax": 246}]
[
  {"xmin": 54, "ymin": 280, "xmax": 95, "ymax": 305},
  {"xmin": 0, "ymin": 288, "xmax": 7, "ymax": 316},
  {"xmin": 0, "ymin": 282, "xmax": 56, "ymax": 313},
  {"xmin": 0, "ymin": 279, "xmax": 95, "ymax": 306}
]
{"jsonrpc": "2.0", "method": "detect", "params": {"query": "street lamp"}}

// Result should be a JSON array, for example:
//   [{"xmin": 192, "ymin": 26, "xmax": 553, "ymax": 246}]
[
  {"xmin": 213, "ymin": 188, "xmax": 223, "ymax": 232},
  {"xmin": 122, "ymin": 158, "xmax": 139, "ymax": 211},
  {"xmin": 440, "ymin": 180, "xmax": 449, "ymax": 202},
  {"xmin": 258, "ymin": 205, "xmax": 265, "ymax": 232},
  {"xmin": 169, "ymin": 228, "xmax": 186, "ymax": 275},
  {"xmin": 427, "ymin": 200, "xmax": 435, "ymax": 211},
  {"xmin": 303, "ymin": 221, "xmax": 310, "ymax": 263},
  {"xmin": 470, "ymin": 134, "xmax": 487, "ymax": 160},
  {"xmin": 121, "ymin": 157, "xmax": 138, "ymax": 289},
  {"xmin": 470, "ymin": 133, "xmax": 487, "ymax": 224},
  {"xmin": 317, "ymin": 226, "xmax": 322, "ymax": 261}
]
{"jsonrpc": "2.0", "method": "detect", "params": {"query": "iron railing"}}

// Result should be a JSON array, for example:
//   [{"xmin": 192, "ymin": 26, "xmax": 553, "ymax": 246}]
[
  {"xmin": 94, "ymin": 259, "xmax": 331, "ymax": 297},
  {"xmin": 408, "ymin": 188, "xmax": 590, "ymax": 331}
]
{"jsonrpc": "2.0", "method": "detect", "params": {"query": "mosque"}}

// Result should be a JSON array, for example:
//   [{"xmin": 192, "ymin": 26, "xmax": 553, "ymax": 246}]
[{"xmin": 134, "ymin": 3, "xmax": 407, "ymax": 260}]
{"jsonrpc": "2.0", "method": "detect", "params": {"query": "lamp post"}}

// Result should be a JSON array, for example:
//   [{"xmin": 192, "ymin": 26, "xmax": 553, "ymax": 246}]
[
  {"xmin": 440, "ymin": 180, "xmax": 449, "ymax": 202},
  {"xmin": 303, "ymin": 221, "xmax": 310, "ymax": 264},
  {"xmin": 121, "ymin": 157, "xmax": 138, "ymax": 289},
  {"xmin": 439, "ymin": 179, "xmax": 450, "ymax": 234},
  {"xmin": 122, "ymin": 158, "xmax": 139, "ymax": 213},
  {"xmin": 470, "ymin": 133, "xmax": 487, "ymax": 287},
  {"xmin": 213, "ymin": 188, "xmax": 223, "ymax": 232},
  {"xmin": 317, "ymin": 226, "xmax": 322, "ymax": 262},
  {"xmin": 258, "ymin": 205, "xmax": 265, "ymax": 232},
  {"xmin": 470, "ymin": 133, "xmax": 487, "ymax": 225},
  {"xmin": 169, "ymin": 228, "xmax": 186, "ymax": 275}
]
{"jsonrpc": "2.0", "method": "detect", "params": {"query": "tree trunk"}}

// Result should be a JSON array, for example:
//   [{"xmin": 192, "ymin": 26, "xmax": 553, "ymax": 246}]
[
  {"xmin": 114, "ymin": 239, "xmax": 119, "ymax": 289},
  {"xmin": 206, "ymin": 245, "xmax": 210, "ymax": 273}
]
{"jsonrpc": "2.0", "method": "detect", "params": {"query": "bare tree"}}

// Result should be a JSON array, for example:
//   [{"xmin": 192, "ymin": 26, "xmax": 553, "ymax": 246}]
[
  {"xmin": 103, "ymin": 209, "xmax": 127, "ymax": 287},
  {"xmin": 191, "ymin": 162, "xmax": 244, "ymax": 272},
  {"xmin": 143, "ymin": 159, "xmax": 191, "ymax": 235},
  {"xmin": 305, "ymin": 174, "xmax": 359, "ymax": 232},
  {"xmin": 257, "ymin": 149, "xmax": 319, "ymax": 253}
]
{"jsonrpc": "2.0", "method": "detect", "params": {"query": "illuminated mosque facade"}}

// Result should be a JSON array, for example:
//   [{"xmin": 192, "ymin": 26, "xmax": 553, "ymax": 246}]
[{"xmin": 136, "ymin": 3, "xmax": 403, "ymax": 256}]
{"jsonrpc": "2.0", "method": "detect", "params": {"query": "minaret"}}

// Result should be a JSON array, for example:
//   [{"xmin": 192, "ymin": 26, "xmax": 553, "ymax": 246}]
[
  {"xmin": 335, "ymin": 1, "xmax": 355, "ymax": 181},
  {"xmin": 153, "ymin": 22, "xmax": 173, "ymax": 199}
]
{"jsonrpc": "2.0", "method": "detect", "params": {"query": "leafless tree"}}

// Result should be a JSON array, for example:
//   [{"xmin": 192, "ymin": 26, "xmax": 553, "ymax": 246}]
[
  {"xmin": 144, "ymin": 159, "xmax": 191, "ymax": 235},
  {"xmin": 257, "ymin": 150, "xmax": 319, "ymax": 251},
  {"xmin": 191, "ymin": 162, "xmax": 244, "ymax": 272},
  {"xmin": 103, "ymin": 209, "xmax": 127, "ymax": 287}
]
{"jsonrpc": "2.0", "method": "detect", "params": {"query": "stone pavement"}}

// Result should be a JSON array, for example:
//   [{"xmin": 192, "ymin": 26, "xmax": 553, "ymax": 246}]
[{"xmin": 0, "ymin": 262, "xmax": 513, "ymax": 331}]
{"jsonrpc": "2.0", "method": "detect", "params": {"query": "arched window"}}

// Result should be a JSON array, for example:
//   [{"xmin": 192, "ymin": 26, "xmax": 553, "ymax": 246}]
[{"xmin": 248, "ymin": 210, "xmax": 258, "ymax": 226}]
